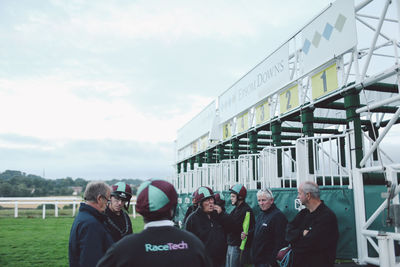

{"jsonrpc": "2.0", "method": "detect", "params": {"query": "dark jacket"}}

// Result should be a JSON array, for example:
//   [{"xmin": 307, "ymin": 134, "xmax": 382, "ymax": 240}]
[
  {"xmin": 104, "ymin": 206, "xmax": 133, "ymax": 242},
  {"xmin": 183, "ymin": 204, "xmax": 197, "ymax": 224},
  {"xmin": 97, "ymin": 223, "xmax": 211, "ymax": 267},
  {"xmin": 286, "ymin": 201, "xmax": 339, "ymax": 267},
  {"xmin": 185, "ymin": 208, "xmax": 227, "ymax": 266},
  {"xmin": 69, "ymin": 203, "xmax": 114, "ymax": 267},
  {"xmin": 251, "ymin": 203, "xmax": 288, "ymax": 265},
  {"xmin": 219, "ymin": 201, "xmax": 255, "ymax": 248}
]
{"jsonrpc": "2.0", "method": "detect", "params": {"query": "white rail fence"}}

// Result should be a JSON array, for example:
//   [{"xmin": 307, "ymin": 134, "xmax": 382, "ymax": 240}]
[{"xmin": 0, "ymin": 197, "xmax": 138, "ymax": 219}]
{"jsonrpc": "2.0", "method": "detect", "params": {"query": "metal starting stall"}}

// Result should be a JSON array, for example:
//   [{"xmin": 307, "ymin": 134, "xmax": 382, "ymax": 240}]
[{"xmin": 174, "ymin": 0, "xmax": 400, "ymax": 266}]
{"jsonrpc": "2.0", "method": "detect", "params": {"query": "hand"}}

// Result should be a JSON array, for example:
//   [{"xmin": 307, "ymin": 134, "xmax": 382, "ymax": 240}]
[
  {"xmin": 303, "ymin": 230, "xmax": 309, "ymax": 236},
  {"xmin": 214, "ymin": 205, "xmax": 222, "ymax": 214},
  {"xmin": 241, "ymin": 232, "xmax": 247, "ymax": 240}
]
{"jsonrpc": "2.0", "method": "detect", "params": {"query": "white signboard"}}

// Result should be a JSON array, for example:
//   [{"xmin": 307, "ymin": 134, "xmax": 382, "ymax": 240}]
[
  {"xmin": 177, "ymin": 101, "xmax": 216, "ymax": 150},
  {"xmin": 301, "ymin": 0, "xmax": 356, "ymax": 75},
  {"xmin": 218, "ymin": 43, "xmax": 290, "ymax": 123}
]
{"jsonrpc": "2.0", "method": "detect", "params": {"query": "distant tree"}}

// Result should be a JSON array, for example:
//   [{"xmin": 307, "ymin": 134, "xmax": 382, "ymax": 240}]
[
  {"xmin": 0, "ymin": 170, "xmax": 145, "ymax": 197},
  {"xmin": 0, "ymin": 182, "xmax": 13, "ymax": 197}
]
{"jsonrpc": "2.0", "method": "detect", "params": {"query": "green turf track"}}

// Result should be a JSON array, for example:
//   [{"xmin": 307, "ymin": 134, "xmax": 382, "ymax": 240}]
[{"xmin": 0, "ymin": 216, "xmax": 145, "ymax": 267}]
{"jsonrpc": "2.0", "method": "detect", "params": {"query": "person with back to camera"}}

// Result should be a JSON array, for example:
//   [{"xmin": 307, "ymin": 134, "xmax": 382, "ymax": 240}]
[
  {"xmin": 214, "ymin": 184, "xmax": 255, "ymax": 267},
  {"xmin": 251, "ymin": 188, "xmax": 288, "ymax": 267},
  {"xmin": 69, "ymin": 181, "xmax": 114, "ymax": 267},
  {"xmin": 104, "ymin": 182, "xmax": 133, "ymax": 242},
  {"xmin": 97, "ymin": 179, "xmax": 211, "ymax": 267},
  {"xmin": 285, "ymin": 181, "xmax": 339, "ymax": 267},
  {"xmin": 185, "ymin": 186, "xmax": 227, "ymax": 267}
]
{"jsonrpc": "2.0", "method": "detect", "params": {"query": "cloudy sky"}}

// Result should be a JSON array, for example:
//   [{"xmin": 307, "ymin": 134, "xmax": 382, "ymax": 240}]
[{"xmin": 0, "ymin": 0, "xmax": 359, "ymax": 180}]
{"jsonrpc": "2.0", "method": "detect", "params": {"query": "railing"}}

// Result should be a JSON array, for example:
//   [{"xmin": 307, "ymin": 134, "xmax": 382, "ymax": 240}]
[
  {"xmin": 259, "ymin": 146, "xmax": 297, "ymax": 189},
  {"xmin": 0, "ymin": 197, "xmax": 81, "ymax": 219},
  {"xmin": 0, "ymin": 197, "xmax": 138, "ymax": 219},
  {"xmin": 220, "ymin": 159, "xmax": 239, "ymax": 191},
  {"xmin": 238, "ymin": 154, "xmax": 260, "ymax": 190},
  {"xmin": 296, "ymin": 133, "xmax": 352, "ymax": 188},
  {"xmin": 352, "ymin": 164, "xmax": 400, "ymax": 267}
]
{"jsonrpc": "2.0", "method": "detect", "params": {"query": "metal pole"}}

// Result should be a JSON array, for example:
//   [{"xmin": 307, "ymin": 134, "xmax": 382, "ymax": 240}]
[
  {"xmin": 361, "ymin": 0, "xmax": 391, "ymax": 80},
  {"xmin": 55, "ymin": 201, "xmax": 58, "ymax": 217},
  {"xmin": 356, "ymin": 95, "xmax": 400, "ymax": 113},
  {"xmin": 14, "ymin": 201, "xmax": 18, "ymax": 218},
  {"xmin": 72, "ymin": 200, "xmax": 76, "ymax": 217},
  {"xmin": 360, "ymin": 107, "xmax": 400, "ymax": 167},
  {"xmin": 353, "ymin": 169, "xmax": 368, "ymax": 265},
  {"xmin": 42, "ymin": 204, "xmax": 46, "ymax": 219},
  {"xmin": 377, "ymin": 234, "xmax": 394, "ymax": 267}
]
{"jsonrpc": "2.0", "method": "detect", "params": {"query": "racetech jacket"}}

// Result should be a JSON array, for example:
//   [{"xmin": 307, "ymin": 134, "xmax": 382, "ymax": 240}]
[{"xmin": 97, "ymin": 220, "xmax": 211, "ymax": 267}]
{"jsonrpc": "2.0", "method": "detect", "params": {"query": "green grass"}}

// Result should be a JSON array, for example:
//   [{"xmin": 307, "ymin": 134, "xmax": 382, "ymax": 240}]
[{"xmin": 0, "ymin": 216, "xmax": 145, "ymax": 267}]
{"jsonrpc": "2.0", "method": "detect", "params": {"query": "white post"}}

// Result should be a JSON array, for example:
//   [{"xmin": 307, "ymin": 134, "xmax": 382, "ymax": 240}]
[
  {"xmin": 55, "ymin": 201, "xmax": 58, "ymax": 217},
  {"xmin": 14, "ymin": 201, "xmax": 18, "ymax": 218},
  {"xmin": 377, "ymin": 234, "xmax": 395, "ymax": 267},
  {"xmin": 352, "ymin": 169, "xmax": 368, "ymax": 265},
  {"xmin": 132, "ymin": 203, "xmax": 136, "ymax": 219},
  {"xmin": 72, "ymin": 200, "xmax": 76, "ymax": 217},
  {"xmin": 42, "ymin": 204, "xmax": 46, "ymax": 219}
]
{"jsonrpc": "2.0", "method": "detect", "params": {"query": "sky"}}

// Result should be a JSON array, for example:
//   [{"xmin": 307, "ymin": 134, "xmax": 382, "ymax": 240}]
[{"xmin": 0, "ymin": 0, "xmax": 371, "ymax": 180}]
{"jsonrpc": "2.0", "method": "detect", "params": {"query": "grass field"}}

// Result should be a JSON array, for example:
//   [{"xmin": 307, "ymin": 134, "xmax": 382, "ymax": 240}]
[{"xmin": 0, "ymin": 215, "xmax": 145, "ymax": 267}]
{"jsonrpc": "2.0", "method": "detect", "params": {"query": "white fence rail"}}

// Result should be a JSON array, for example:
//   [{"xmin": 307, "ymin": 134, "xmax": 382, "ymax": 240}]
[
  {"xmin": 0, "ymin": 197, "xmax": 81, "ymax": 219},
  {"xmin": 0, "ymin": 197, "xmax": 138, "ymax": 219}
]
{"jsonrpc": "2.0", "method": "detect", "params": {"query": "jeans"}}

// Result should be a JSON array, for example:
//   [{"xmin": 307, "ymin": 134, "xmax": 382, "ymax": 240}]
[{"xmin": 225, "ymin": 245, "xmax": 242, "ymax": 267}]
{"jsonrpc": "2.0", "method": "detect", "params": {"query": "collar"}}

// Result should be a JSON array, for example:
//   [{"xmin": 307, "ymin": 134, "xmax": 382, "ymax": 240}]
[
  {"xmin": 144, "ymin": 220, "xmax": 175, "ymax": 229},
  {"xmin": 262, "ymin": 203, "xmax": 276, "ymax": 213},
  {"xmin": 80, "ymin": 202, "xmax": 107, "ymax": 222},
  {"xmin": 105, "ymin": 206, "xmax": 123, "ymax": 217}
]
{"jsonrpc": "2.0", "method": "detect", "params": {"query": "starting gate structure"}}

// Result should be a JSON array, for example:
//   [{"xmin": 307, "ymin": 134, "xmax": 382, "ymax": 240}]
[{"xmin": 174, "ymin": 0, "xmax": 400, "ymax": 266}]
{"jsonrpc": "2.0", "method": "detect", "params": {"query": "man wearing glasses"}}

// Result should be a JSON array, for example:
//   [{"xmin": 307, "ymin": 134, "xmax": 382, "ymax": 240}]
[
  {"xmin": 105, "ymin": 182, "xmax": 133, "ymax": 242},
  {"xmin": 69, "ymin": 181, "xmax": 114, "ymax": 267}
]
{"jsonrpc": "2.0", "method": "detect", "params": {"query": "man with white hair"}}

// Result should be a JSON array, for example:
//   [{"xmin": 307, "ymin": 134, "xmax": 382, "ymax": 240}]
[
  {"xmin": 286, "ymin": 181, "xmax": 339, "ymax": 267},
  {"xmin": 250, "ymin": 188, "xmax": 287, "ymax": 267},
  {"xmin": 69, "ymin": 181, "xmax": 114, "ymax": 267}
]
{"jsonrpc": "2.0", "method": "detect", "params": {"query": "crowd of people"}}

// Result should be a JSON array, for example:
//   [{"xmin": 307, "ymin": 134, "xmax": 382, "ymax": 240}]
[{"xmin": 68, "ymin": 180, "xmax": 339, "ymax": 267}]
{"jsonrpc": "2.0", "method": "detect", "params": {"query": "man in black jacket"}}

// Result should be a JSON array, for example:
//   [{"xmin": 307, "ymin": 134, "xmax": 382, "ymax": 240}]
[
  {"xmin": 97, "ymin": 179, "xmax": 211, "ymax": 267},
  {"xmin": 251, "ymin": 188, "xmax": 287, "ymax": 267},
  {"xmin": 104, "ymin": 182, "xmax": 133, "ymax": 242},
  {"xmin": 216, "ymin": 184, "xmax": 255, "ymax": 267},
  {"xmin": 69, "ymin": 181, "xmax": 114, "ymax": 267},
  {"xmin": 185, "ymin": 186, "xmax": 227, "ymax": 267},
  {"xmin": 286, "ymin": 181, "xmax": 339, "ymax": 267}
]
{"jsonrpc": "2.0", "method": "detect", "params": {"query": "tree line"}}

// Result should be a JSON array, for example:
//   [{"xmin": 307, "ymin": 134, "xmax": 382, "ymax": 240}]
[{"xmin": 0, "ymin": 170, "xmax": 142, "ymax": 197}]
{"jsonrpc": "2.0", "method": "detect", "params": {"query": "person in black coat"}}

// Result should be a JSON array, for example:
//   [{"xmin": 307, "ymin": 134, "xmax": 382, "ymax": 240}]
[
  {"xmin": 286, "ymin": 181, "xmax": 339, "ymax": 267},
  {"xmin": 251, "ymin": 188, "xmax": 287, "ymax": 267},
  {"xmin": 97, "ymin": 179, "xmax": 211, "ymax": 267},
  {"xmin": 215, "ymin": 184, "xmax": 255, "ymax": 267},
  {"xmin": 104, "ymin": 182, "xmax": 133, "ymax": 242},
  {"xmin": 186, "ymin": 186, "xmax": 227, "ymax": 267},
  {"xmin": 69, "ymin": 181, "xmax": 114, "ymax": 267}
]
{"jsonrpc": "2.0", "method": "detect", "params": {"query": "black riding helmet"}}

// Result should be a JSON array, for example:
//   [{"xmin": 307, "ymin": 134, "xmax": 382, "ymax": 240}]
[{"xmin": 111, "ymin": 182, "xmax": 132, "ymax": 211}]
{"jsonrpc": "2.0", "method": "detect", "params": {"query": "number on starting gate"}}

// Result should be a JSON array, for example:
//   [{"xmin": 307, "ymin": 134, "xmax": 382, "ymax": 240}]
[
  {"xmin": 311, "ymin": 63, "xmax": 338, "ymax": 100},
  {"xmin": 256, "ymin": 100, "xmax": 269, "ymax": 125},
  {"xmin": 280, "ymin": 84, "xmax": 299, "ymax": 114}
]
